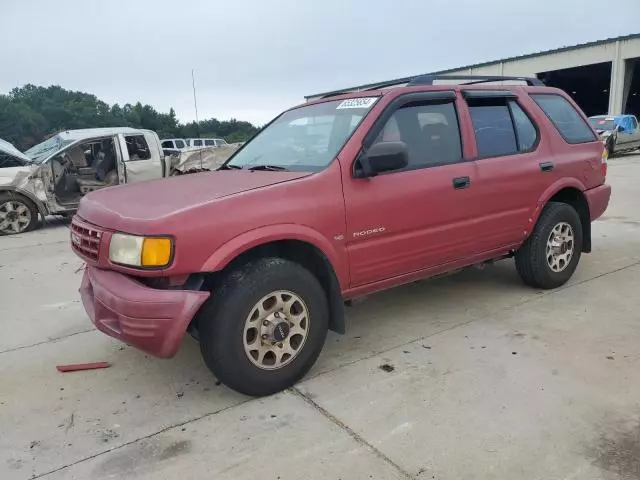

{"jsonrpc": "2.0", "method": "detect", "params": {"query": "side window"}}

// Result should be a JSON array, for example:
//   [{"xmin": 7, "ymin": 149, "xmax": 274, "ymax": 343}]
[
  {"xmin": 468, "ymin": 97, "xmax": 538, "ymax": 157},
  {"xmin": 125, "ymin": 135, "xmax": 151, "ymax": 161},
  {"xmin": 204, "ymin": 139, "xmax": 215, "ymax": 146},
  {"xmin": 373, "ymin": 101, "xmax": 462, "ymax": 170},
  {"xmin": 468, "ymin": 98, "xmax": 517, "ymax": 157},
  {"xmin": 509, "ymin": 102, "xmax": 537, "ymax": 151},
  {"xmin": 192, "ymin": 139, "xmax": 203, "ymax": 147},
  {"xmin": 175, "ymin": 140, "xmax": 185, "ymax": 148},
  {"xmin": 531, "ymin": 94, "xmax": 596, "ymax": 144},
  {"xmin": 161, "ymin": 140, "xmax": 173, "ymax": 148},
  {"xmin": 631, "ymin": 117, "xmax": 638, "ymax": 130}
]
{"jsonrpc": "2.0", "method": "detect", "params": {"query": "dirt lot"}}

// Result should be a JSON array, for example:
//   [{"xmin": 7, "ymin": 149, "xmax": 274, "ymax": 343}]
[{"xmin": 1, "ymin": 155, "xmax": 639, "ymax": 480}]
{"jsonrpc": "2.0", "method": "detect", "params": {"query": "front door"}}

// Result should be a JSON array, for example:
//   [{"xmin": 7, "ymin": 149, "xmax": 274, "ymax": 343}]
[
  {"xmin": 342, "ymin": 94, "xmax": 480, "ymax": 287},
  {"xmin": 618, "ymin": 116, "xmax": 640, "ymax": 150},
  {"xmin": 118, "ymin": 132, "xmax": 162, "ymax": 183}
]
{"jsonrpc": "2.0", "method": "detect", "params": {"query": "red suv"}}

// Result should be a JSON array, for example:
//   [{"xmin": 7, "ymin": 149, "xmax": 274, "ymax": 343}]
[{"xmin": 71, "ymin": 75, "xmax": 611, "ymax": 396}]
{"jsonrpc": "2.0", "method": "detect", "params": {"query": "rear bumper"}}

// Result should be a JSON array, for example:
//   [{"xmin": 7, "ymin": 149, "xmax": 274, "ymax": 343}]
[
  {"xmin": 585, "ymin": 184, "xmax": 611, "ymax": 221},
  {"xmin": 80, "ymin": 266, "xmax": 210, "ymax": 358}
]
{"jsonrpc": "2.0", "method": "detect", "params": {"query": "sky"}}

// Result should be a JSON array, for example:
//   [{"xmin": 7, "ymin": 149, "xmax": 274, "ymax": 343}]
[{"xmin": 2, "ymin": 0, "xmax": 639, "ymax": 126}]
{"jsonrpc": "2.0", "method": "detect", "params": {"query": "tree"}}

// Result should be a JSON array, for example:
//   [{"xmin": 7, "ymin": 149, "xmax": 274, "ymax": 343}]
[{"xmin": 0, "ymin": 85, "xmax": 259, "ymax": 150}]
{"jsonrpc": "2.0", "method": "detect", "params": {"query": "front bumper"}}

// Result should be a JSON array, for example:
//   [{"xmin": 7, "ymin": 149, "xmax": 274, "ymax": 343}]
[
  {"xmin": 80, "ymin": 266, "xmax": 210, "ymax": 358},
  {"xmin": 585, "ymin": 184, "xmax": 611, "ymax": 221}
]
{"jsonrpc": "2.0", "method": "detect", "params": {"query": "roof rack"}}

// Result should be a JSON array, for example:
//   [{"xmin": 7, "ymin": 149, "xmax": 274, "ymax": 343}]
[
  {"xmin": 407, "ymin": 74, "xmax": 544, "ymax": 86},
  {"xmin": 318, "ymin": 74, "xmax": 544, "ymax": 98}
]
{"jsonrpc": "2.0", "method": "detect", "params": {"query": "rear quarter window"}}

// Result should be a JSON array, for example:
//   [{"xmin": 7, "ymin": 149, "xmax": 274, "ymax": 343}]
[{"xmin": 531, "ymin": 94, "xmax": 596, "ymax": 144}]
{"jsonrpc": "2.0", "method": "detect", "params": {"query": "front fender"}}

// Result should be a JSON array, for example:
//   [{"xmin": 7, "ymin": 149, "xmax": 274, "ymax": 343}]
[
  {"xmin": 0, "ymin": 186, "xmax": 50, "ymax": 217},
  {"xmin": 199, "ymin": 224, "xmax": 348, "ymax": 288}
]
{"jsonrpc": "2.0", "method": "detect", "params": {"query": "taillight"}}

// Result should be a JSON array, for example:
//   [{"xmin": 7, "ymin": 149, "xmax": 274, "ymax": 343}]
[{"xmin": 601, "ymin": 145, "xmax": 608, "ymax": 178}]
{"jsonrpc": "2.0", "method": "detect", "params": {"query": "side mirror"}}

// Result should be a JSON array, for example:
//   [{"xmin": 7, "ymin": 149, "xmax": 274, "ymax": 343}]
[
  {"xmin": 356, "ymin": 141, "xmax": 409, "ymax": 178},
  {"xmin": 617, "ymin": 124, "xmax": 625, "ymax": 132}
]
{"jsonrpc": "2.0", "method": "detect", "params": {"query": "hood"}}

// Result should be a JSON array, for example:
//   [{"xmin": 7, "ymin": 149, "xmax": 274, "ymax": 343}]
[
  {"xmin": 78, "ymin": 170, "xmax": 311, "ymax": 232},
  {"xmin": 0, "ymin": 139, "xmax": 32, "ymax": 164}
]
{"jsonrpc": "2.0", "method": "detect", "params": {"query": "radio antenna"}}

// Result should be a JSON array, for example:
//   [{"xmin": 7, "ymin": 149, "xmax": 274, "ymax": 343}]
[{"xmin": 192, "ymin": 69, "xmax": 203, "ymax": 171}]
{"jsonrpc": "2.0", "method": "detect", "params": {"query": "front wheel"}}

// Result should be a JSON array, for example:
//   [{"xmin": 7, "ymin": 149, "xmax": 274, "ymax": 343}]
[
  {"xmin": 515, "ymin": 202, "xmax": 583, "ymax": 289},
  {"xmin": 198, "ymin": 257, "xmax": 329, "ymax": 396},
  {"xmin": 0, "ymin": 193, "xmax": 39, "ymax": 235}
]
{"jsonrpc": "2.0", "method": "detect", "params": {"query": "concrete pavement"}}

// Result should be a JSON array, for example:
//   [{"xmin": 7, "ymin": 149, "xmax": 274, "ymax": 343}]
[{"xmin": 1, "ymin": 155, "xmax": 639, "ymax": 480}]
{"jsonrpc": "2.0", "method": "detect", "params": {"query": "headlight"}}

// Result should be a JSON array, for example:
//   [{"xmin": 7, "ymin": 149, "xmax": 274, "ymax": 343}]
[{"xmin": 109, "ymin": 233, "xmax": 173, "ymax": 268}]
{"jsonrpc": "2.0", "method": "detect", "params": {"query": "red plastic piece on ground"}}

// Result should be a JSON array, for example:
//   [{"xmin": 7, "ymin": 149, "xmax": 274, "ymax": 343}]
[{"xmin": 56, "ymin": 362, "xmax": 111, "ymax": 373}]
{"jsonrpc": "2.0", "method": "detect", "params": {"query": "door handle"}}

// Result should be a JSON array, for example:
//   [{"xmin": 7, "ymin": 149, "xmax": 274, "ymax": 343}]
[
  {"xmin": 452, "ymin": 176, "xmax": 470, "ymax": 189},
  {"xmin": 540, "ymin": 161, "xmax": 554, "ymax": 172}
]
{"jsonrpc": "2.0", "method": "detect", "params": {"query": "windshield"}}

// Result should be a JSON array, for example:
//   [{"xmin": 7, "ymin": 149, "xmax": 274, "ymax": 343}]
[
  {"xmin": 226, "ymin": 97, "xmax": 378, "ymax": 172},
  {"xmin": 24, "ymin": 135, "xmax": 74, "ymax": 163},
  {"xmin": 588, "ymin": 117, "xmax": 616, "ymax": 131}
]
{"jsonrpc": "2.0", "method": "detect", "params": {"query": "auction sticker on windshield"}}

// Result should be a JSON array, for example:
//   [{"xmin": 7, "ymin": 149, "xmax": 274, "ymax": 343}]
[{"xmin": 336, "ymin": 98, "xmax": 378, "ymax": 110}]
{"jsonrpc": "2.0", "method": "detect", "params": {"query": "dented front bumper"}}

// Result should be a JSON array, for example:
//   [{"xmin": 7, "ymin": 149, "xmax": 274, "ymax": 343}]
[{"xmin": 80, "ymin": 266, "xmax": 209, "ymax": 358}]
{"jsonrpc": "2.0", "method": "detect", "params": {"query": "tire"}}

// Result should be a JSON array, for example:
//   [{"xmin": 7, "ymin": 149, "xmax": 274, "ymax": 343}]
[
  {"xmin": 198, "ymin": 257, "xmax": 329, "ymax": 396},
  {"xmin": 515, "ymin": 202, "xmax": 583, "ymax": 290},
  {"xmin": 0, "ymin": 192, "xmax": 40, "ymax": 236},
  {"xmin": 607, "ymin": 139, "xmax": 616, "ymax": 158}
]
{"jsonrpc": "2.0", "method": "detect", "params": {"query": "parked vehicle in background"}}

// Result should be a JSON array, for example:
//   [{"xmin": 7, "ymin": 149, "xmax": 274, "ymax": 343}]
[
  {"xmin": 0, "ymin": 128, "xmax": 237, "ymax": 235},
  {"xmin": 186, "ymin": 138, "xmax": 229, "ymax": 148},
  {"xmin": 71, "ymin": 75, "xmax": 611, "ymax": 397},
  {"xmin": 588, "ymin": 114, "xmax": 640, "ymax": 156},
  {"xmin": 160, "ymin": 138, "xmax": 189, "ymax": 151},
  {"xmin": 0, "ymin": 139, "xmax": 38, "ymax": 234}
]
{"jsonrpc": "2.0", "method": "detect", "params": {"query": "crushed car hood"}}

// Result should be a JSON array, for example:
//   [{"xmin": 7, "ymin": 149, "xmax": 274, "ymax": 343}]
[
  {"xmin": 78, "ymin": 170, "xmax": 311, "ymax": 233},
  {"xmin": 0, "ymin": 139, "xmax": 32, "ymax": 164}
]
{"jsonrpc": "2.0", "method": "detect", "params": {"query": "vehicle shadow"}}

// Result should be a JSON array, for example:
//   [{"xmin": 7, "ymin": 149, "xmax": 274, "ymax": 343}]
[
  {"xmin": 107, "ymin": 260, "xmax": 532, "ymax": 396},
  {"xmin": 41, "ymin": 215, "xmax": 71, "ymax": 230}
]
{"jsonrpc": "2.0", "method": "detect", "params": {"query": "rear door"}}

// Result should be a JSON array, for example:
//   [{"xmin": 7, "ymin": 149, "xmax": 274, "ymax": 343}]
[
  {"xmin": 461, "ymin": 90, "xmax": 549, "ymax": 253},
  {"xmin": 342, "ymin": 91, "xmax": 481, "ymax": 287},
  {"xmin": 118, "ymin": 132, "xmax": 163, "ymax": 183}
]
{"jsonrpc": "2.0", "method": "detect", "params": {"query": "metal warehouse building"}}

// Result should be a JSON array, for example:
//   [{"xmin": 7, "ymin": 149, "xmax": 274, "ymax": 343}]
[{"xmin": 306, "ymin": 33, "xmax": 640, "ymax": 118}]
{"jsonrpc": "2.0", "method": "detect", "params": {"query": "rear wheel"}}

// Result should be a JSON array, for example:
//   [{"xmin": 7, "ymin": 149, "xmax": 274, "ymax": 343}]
[
  {"xmin": 0, "ymin": 193, "xmax": 39, "ymax": 235},
  {"xmin": 515, "ymin": 202, "xmax": 583, "ymax": 289},
  {"xmin": 606, "ymin": 139, "xmax": 616, "ymax": 158},
  {"xmin": 198, "ymin": 257, "xmax": 329, "ymax": 396}
]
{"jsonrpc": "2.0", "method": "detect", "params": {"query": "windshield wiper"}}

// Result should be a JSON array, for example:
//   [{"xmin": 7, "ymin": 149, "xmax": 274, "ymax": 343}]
[
  {"xmin": 219, "ymin": 164, "xmax": 243, "ymax": 170},
  {"xmin": 247, "ymin": 165, "xmax": 289, "ymax": 171}
]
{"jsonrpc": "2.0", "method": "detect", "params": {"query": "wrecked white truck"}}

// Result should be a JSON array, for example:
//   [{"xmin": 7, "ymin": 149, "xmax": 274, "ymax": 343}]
[{"xmin": 0, "ymin": 128, "xmax": 240, "ymax": 235}]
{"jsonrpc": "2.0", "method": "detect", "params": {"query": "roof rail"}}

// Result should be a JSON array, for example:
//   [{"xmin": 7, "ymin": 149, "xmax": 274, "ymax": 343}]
[
  {"xmin": 317, "ymin": 74, "xmax": 543, "ymax": 99},
  {"xmin": 407, "ymin": 74, "xmax": 544, "ymax": 86}
]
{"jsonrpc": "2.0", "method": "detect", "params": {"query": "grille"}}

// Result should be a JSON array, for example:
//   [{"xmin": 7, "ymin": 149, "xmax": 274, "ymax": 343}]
[{"xmin": 71, "ymin": 219, "xmax": 103, "ymax": 261}]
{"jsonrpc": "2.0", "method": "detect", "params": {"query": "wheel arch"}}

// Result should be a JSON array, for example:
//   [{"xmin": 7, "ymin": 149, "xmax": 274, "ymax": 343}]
[
  {"xmin": 199, "ymin": 228, "xmax": 346, "ymax": 334},
  {"xmin": 534, "ymin": 180, "xmax": 591, "ymax": 253},
  {"xmin": 0, "ymin": 187, "xmax": 49, "ymax": 217}
]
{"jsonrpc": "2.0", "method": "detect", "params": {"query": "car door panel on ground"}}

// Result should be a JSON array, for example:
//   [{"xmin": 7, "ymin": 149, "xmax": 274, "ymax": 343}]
[{"xmin": 342, "ymin": 94, "xmax": 481, "ymax": 287}]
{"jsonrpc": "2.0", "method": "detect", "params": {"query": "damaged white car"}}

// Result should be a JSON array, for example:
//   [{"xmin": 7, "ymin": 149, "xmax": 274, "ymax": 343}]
[{"xmin": 0, "ymin": 128, "xmax": 240, "ymax": 235}]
